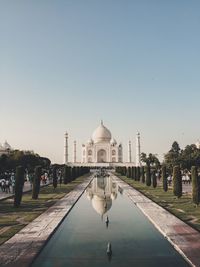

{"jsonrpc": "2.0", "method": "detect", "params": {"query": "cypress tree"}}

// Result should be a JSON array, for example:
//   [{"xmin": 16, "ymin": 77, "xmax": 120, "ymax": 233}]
[
  {"xmin": 131, "ymin": 167, "xmax": 134, "ymax": 179},
  {"xmin": 145, "ymin": 165, "xmax": 151, "ymax": 186},
  {"xmin": 63, "ymin": 165, "xmax": 68, "ymax": 184},
  {"xmin": 32, "ymin": 166, "xmax": 42, "ymax": 199},
  {"xmin": 72, "ymin": 167, "xmax": 76, "ymax": 180},
  {"xmin": 133, "ymin": 167, "xmax": 137, "ymax": 181},
  {"xmin": 162, "ymin": 165, "xmax": 168, "ymax": 192},
  {"xmin": 173, "ymin": 165, "xmax": 182, "ymax": 198},
  {"xmin": 137, "ymin": 167, "xmax": 141, "ymax": 181},
  {"xmin": 191, "ymin": 166, "xmax": 199, "ymax": 205},
  {"xmin": 140, "ymin": 166, "xmax": 145, "ymax": 183},
  {"xmin": 14, "ymin": 166, "xmax": 25, "ymax": 207},
  {"xmin": 127, "ymin": 167, "xmax": 131, "ymax": 178},
  {"xmin": 68, "ymin": 166, "xmax": 72, "ymax": 182},
  {"xmin": 123, "ymin": 166, "xmax": 127, "ymax": 176},
  {"xmin": 52, "ymin": 166, "xmax": 57, "ymax": 189},
  {"xmin": 152, "ymin": 171, "xmax": 157, "ymax": 188}
]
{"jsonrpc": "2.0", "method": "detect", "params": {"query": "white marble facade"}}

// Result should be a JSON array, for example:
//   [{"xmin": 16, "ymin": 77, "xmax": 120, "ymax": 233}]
[{"xmin": 81, "ymin": 121, "xmax": 123, "ymax": 163}]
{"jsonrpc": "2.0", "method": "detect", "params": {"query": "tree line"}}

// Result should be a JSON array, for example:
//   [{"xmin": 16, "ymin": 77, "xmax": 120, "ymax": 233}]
[
  {"xmin": 14, "ymin": 165, "xmax": 90, "ymax": 207},
  {"xmin": 0, "ymin": 150, "xmax": 51, "ymax": 174},
  {"xmin": 140, "ymin": 141, "xmax": 200, "ymax": 172},
  {"xmin": 116, "ymin": 164, "xmax": 200, "ymax": 206}
]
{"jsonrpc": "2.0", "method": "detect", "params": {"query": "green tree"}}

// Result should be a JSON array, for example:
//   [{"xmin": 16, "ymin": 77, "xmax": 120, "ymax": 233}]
[
  {"xmin": 32, "ymin": 166, "xmax": 42, "ymax": 199},
  {"xmin": 140, "ymin": 166, "xmax": 145, "ymax": 183},
  {"xmin": 145, "ymin": 165, "xmax": 151, "ymax": 186},
  {"xmin": 162, "ymin": 165, "xmax": 168, "ymax": 192},
  {"xmin": 52, "ymin": 166, "xmax": 57, "ymax": 189},
  {"xmin": 141, "ymin": 152, "xmax": 160, "ymax": 168},
  {"xmin": 191, "ymin": 166, "xmax": 199, "ymax": 205},
  {"xmin": 173, "ymin": 165, "xmax": 182, "ymax": 198},
  {"xmin": 63, "ymin": 165, "xmax": 68, "ymax": 184},
  {"xmin": 164, "ymin": 141, "xmax": 181, "ymax": 169},
  {"xmin": 14, "ymin": 166, "xmax": 25, "ymax": 207},
  {"xmin": 152, "ymin": 171, "xmax": 157, "ymax": 188},
  {"xmin": 136, "ymin": 166, "xmax": 140, "ymax": 181},
  {"xmin": 127, "ymin": 167, "xmax": 131, "ymax": 178}
]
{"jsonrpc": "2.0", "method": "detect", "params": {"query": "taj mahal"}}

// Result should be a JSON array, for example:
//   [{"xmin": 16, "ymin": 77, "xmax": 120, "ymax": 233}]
[{"xmin": 64, "ymin": 121, "xmax": 141, "ymax": 166}]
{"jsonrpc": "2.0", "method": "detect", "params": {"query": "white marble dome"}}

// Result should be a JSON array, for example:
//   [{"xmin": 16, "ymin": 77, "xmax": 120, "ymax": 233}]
[{"xmin": 92, "ymin": 121, "xmax": 112, "ymax": 143}]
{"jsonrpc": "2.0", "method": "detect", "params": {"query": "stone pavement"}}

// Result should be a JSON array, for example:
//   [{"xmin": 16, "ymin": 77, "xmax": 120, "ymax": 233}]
[
  {"xmin": 0, "ymin": 175, "xmax": 93, "ymax": 267},
  {"xmin": 112, "ymin": 174, "xmax": 200, "ymax": 267}
]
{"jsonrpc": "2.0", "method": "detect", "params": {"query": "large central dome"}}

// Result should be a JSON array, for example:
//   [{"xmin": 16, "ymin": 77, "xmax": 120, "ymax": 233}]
[{"xmin": 92, "ymin": 120, "xmax": 112, "ymax": 143}]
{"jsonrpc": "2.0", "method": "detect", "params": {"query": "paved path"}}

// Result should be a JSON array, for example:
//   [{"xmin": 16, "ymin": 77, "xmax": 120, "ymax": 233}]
[
  {"xmin": 0, "ymin": 175, "xmax": 93, "ymax": 267},
  {"xmin": 112, "ymin": 174, "xmax": 200, "ymax": 267}
]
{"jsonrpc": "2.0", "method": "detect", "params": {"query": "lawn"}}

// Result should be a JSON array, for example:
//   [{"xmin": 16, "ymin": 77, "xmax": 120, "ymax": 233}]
[
  {"xmin": 118, "ymin": 175, "xmax": 200, "ymax": 232},
  {"xmin": 0, "ymin": 175, "xmax": 89, "ymax": 245}
]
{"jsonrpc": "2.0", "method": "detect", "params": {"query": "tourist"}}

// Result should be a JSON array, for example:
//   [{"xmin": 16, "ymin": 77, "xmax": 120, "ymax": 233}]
[
  {"xmin": 10, "ymin": 173, "xmax": 15, "ymax": 194},
  {"xmin": 167, "ymin": 175, "xmax": 172, "ymax": 185},
  {"xmin": 182, "ymin": 175, "xmax": 186, "ymax": 184}
]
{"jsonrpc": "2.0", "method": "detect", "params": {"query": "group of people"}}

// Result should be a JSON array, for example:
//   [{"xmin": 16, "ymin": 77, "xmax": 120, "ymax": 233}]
[
  {"xmin": 167, "ymin": 173, "xmax": 191, "ymax": 185},
  {"xmin": 0, "ymin": 172, "xmax": 15, "ymax": 194},
  {"xmin": 0, "ymin": 170, "xmax": 51, "ymax": 195}
]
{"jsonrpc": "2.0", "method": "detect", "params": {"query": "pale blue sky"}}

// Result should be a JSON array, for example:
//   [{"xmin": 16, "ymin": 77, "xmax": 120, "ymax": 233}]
[{"xmin": 1, "ymin": 0, "xmax": 200, "ymax": 163}]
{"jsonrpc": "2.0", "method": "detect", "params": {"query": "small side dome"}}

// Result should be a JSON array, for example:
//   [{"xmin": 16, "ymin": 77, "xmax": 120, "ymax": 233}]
[
  {"xmin": 3, "ymin": 141, "xmax": 11, "ymax": 150},
  {"xmin": 110, "ymin": 138, "xmax": 117, "ymax": 145},
  {"xmin": 87, "ymin": 138, "xmax": 94, "ymax": 145}
]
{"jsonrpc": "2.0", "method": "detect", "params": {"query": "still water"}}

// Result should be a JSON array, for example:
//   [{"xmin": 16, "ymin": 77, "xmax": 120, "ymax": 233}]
[{"xmin": 32, "ymin": 176, "xmax": 189, "ymax": 267}]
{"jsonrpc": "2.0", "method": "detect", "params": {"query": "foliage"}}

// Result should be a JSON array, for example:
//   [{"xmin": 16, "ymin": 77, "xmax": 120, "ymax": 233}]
[
  {"xmin": 32, "ymin": 166, "xmax": 42, "ymax": 199},
  {"xmin": 162, "ymin": 165, "xmax": 168, "ymax": 192},
  {"xmin": 152, "ymin": 171, "xmax": 157, "ymax": 188},
  {"xmin": 127, "ymin": 167, "xmax": 131, "ymax": 178},
  {"xmin": 0, "ymin": 150, "xmax": 51, "ymax": 173},
  {"xmin": 140, "ymin": 152, "xmax": 160, "ymax": 168},
  {"xmin": 140, "ymin": 166, "xmax": 145, "ymax": 183},
  {"xmin": 136, "ymin": 166, "xmax": 140, "ymax": 181},
  {"xmin": 191, "ymin": 166, "xmax": 199, "ymax": 205},
  {"xmin": 52, "ymin": 166, "xmax": 58, "ymax": 189},
  {"xmin": 14, "ymin": 166, "xmax": 25, "ymax": 207},
  {"xmin": 164, "ymin": 142, "xmax": 200, "ymax": 170},
  {"xmin": 173, "ymin": 165, "xmax": 182, "ymax": 198},
  {"xmin": 145, "ymin": 165, "xmax": 151, "ymax": 186}
]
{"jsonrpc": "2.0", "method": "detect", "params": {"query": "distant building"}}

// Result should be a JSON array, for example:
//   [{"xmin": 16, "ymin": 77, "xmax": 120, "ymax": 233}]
[
  {"xmin": 81, "ymin": 120, "xmax": 123, "ymax": 163},
  {"xmin": 0, "ymin": 141, "xmax": 13, "ymax": 156},
  {"xmin": 64, "ymin": 120, "xmax": 142, "ymax": 166}
]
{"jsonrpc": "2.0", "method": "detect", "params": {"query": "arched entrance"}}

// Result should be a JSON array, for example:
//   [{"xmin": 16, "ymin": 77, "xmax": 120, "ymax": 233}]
[{"xmin": 97, "ymin": 149, "xmax": 107, "ymax": 163}]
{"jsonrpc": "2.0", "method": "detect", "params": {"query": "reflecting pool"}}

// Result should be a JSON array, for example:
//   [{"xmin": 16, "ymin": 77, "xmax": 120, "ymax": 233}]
[{"xmin": 32, "ymin": 176, "xmax": 189, "ymax": 267}]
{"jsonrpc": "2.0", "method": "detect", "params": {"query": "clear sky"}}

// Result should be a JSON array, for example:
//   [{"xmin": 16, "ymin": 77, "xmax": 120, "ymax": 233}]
[{"xmin": 1, "ymin": 0, "xmax": 200, "ymax": 163}]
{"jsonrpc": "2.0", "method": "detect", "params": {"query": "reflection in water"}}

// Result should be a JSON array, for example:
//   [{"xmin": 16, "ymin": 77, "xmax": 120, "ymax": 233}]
[{"xmin": 86, "ymin": 177, "xmax": 118, "ymax": 218}]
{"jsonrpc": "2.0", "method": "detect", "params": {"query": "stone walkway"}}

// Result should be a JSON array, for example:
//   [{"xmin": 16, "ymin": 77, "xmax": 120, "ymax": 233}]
[
  {"xmin": 112, "ymin": 174, "xmax": 200, "ymax": 267},
  {"xmin": 0, "ymin": 176, "xmax": 93, "ymax": 267}
]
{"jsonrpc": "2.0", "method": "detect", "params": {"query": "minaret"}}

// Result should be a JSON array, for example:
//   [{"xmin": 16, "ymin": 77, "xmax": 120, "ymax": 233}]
[
  {"xmin": 136, "ymin": 132, "xmax": 141, "ymax": 166},
  {"xmin": 73, "ymin": 141, "xmax": 77, "ymax": 163},
  {"xmin": 128, "ymin": 141, "xmax": 132, "ymax": 163},
  {"xmin": 64, "ymin": 132, "xmax": 68, "ymax": 164}
]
